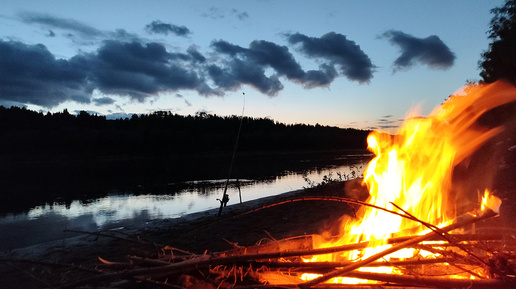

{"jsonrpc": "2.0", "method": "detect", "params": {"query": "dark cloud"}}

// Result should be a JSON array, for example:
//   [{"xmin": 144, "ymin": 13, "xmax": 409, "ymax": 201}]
[
  {"xmin": 207, "ymin": 61, "xmax": 283, "ymax": 96},
  {"xmin": 110, "ymin": 29, "xmax": 141, "ymax": 42},
  {"xmin": 0, "ymin": 39, "xmax": 219, "ymax": 107},
  {"xmin": 381, "ymin": 30, "xmax": 455, "ymax": 71},
  {"xmin": 0, "ymin": 30, "xmax": 374, "ymax": 108},
  {"xmin": 19, "ymin": 12, "xmax": 103, "ymax": 38},
  {"xmin": 85, "ymin": 40, "xmax": 216, "ymax": 100},
  {"xmin": 145, "ymin": 20, "xmax": 191, "ymax": 37},
  {"xmin": 92, "ymin": 97, "xmax": 115, "ymax": 105},
  {"xmin": 211, "ymin": 39, "xmax": 246, "ymax": 56},
  {"xmin": 287, "ymin": 32, "xmax": 375, "ymax": 83},
  {"xmin": 187, "ymin": 46, "xmax": 206, "ymax": 63},
  {"xmin": 210, "ymin": 40, "xmax": 285, "ymax": 95},
  {"xmin": 209, "ymin": 39, "xmax": 338, "ymax": 95},
  {"xmin": 0, "ymin": 40, "xmax": 92, "ymax": 107}
]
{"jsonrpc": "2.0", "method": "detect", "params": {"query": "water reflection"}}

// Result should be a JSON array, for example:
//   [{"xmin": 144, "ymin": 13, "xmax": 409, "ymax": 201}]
[{"xmin": 0, "ymin": 159, "xmax": 369, "ymax": 251}]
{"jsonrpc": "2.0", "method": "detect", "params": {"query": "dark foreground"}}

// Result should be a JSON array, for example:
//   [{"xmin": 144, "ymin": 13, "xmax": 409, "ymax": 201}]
[{"xmin": 0, "ymin": 176, "xmax": 514, "ymax": 289}]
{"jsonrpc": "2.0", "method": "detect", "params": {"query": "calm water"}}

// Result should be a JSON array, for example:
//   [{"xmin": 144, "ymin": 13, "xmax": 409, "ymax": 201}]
[{"xmin": 0, "ymin": 156, "xmax": 371, "ymax": 250}]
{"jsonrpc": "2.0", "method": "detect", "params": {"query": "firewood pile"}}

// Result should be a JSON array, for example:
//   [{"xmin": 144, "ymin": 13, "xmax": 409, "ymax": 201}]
[{"xmin": 2, "ymin": 197, "xmax": 516, "ymax": 289}]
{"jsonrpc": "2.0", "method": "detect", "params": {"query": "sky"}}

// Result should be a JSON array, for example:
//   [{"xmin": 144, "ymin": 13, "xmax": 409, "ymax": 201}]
[{"xmin": 0, "ymin": 0, "xmax": 506, "ymax": 132}]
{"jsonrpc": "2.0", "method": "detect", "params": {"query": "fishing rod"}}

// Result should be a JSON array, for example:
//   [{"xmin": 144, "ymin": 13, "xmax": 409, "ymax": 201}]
[{"xmin": 218, "ymin": 92, "xmax": 246, "ymax": 216}]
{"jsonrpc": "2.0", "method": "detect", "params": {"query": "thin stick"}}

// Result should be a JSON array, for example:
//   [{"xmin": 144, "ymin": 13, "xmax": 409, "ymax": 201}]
[
  {"xmin": 252, "ymin": 257, "xmax": 451, "ymax": 269},
  {"xmin": 238, "ymin": 196, "xmax": 420, "ymax": 223},
  {"xmin": 298, "ymin": 209, "xmax": 498, "ymax": 288},
  {"xmin": 128, "ymin": 255, "xmax": 174, "ymax": 266},
  {"xmin": 390, "ymin": 202, "xmax": 493, "ymax": 270},
  {"xmin": 345, "ymin": 271, "xmax": 515, "ymax": 289}
]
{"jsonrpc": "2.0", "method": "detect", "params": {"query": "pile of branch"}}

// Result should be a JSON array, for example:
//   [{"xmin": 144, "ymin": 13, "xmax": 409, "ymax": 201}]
[{"xmin": 2, "ymin": 200, "xmax": 516, "ymax": 289}]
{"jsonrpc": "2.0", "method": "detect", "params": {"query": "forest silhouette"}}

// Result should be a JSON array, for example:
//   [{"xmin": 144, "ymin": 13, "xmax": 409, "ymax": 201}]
[
  {"xmin": 0, "ymin": 106, "xmax": 371, "ymax": 213},
  {"xmin": 0, "ymin": 106, "xmax": 369, "ymax": 155}
]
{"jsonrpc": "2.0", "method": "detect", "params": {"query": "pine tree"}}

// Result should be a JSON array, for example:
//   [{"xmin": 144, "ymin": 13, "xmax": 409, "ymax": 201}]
[{"xmin": 479, "ymin": 0, "xmax": 516, "ymax": 84}]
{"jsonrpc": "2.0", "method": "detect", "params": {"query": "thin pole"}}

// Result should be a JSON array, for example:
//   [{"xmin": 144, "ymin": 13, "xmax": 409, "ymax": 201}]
[
  {"xmin": 218, "ymin": 93, "xmax": 246, "ymax": 216},
  {"xmin": 237, "ymin": 178, "xmax": 242, "ymax": 203}
]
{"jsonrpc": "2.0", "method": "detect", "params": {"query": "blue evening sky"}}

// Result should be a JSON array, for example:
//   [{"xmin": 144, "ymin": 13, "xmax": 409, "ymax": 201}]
[{"xmin": 0, "ymin": 0, "xmax": 504, "ymax": 132}]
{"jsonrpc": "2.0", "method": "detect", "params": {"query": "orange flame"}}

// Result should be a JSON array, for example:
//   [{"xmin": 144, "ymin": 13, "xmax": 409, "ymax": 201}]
[{"xmin": 301, "ymin": 81, "xmax": 516, "ymax": 284}]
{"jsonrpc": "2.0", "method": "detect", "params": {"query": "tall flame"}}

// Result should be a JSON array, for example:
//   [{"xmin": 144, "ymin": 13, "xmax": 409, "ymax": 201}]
[{"xmin": 303, "ymin": 81, "xmax": 516, "ymax": 283}]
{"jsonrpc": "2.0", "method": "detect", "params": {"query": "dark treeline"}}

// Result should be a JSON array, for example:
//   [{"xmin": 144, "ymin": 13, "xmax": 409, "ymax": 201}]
[
  {"xmin": 0, "ymin": 106, "xmax": 370, "ymax": 157},
  {"xmin": 0, "ymin": 106, "xmax": 371, "ymax": 213}
]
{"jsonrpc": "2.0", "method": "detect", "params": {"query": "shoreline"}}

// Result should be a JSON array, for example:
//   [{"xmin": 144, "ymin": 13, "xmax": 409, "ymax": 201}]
[{"xmin": 1, "ymin": 188, "xmax": 307, "ymax": 259}]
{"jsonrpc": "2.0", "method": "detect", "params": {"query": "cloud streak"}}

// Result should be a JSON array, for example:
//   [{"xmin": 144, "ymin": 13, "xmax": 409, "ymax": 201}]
[
  {"xmin": 202, "ymin": 7, "xmax": 250, "ymax": 21},
  {"xmin": 18, "ymin": 12, "xmax": 104, "ymax": 39},
  {"xmin": 18, "ymin": 12, "xmax": 143, "ymax": 45},
  {"xmin": 381, "ymin": 30, "xmax": 455, "ymax": 71}
]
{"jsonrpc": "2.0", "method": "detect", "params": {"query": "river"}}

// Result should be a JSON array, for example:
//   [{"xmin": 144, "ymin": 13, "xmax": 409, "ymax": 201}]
[{"xmin": 0, "ymin": 152, "xmax": 372, "ymax": 251}]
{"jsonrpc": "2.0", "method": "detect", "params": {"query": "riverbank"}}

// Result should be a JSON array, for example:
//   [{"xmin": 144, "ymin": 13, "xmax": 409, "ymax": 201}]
[{"xmin": 0, "ymin": 180, "xmax": 364, "ymax": 288}]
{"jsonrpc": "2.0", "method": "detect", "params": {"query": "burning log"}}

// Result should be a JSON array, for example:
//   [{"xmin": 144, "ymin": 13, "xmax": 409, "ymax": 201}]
[
  {"xmin": 342, "ymin": 271, "xmax": 514, "ymax": 289},
  {"xmin": 298, "ymin": 208, "xmax": 500, "ymax": 288}
]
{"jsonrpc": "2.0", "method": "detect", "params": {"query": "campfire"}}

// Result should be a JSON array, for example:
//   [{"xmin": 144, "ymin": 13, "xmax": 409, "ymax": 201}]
[
  {"xmin": 7, "ymin": 81, "xmax": 516, "ymax": 288},
  {"xmin": 248, "ymin": 80, "xmax": 516, "ymax": 287},
  {"xmin": 292, "ymin": 80, "xmax": 516, "ymax": 286}
]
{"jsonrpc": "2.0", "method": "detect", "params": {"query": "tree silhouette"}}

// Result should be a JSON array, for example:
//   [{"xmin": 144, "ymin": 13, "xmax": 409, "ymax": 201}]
[
  {"xmin": 479, "ymin": 0, "xmax": 516, "ymax": 84},
  {"xmin": 0, "ymin": 105, "xmax": 370, "ymax": 156}
]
